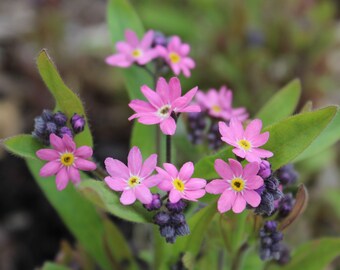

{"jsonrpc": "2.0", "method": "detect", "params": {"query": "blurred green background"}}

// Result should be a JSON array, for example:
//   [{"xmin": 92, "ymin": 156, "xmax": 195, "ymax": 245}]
[{"xmin": 0, "ymin": 0, "xmax": 339, "ymax": 269}]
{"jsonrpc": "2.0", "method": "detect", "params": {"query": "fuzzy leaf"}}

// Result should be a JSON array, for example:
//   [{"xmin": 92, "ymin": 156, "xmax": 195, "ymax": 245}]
[
  {"xmin": 269, "ymin": 238, "xmax": 340, "ymax": 270},
  {"xmin": 78, "ymin": 179, "xmax": 152, "ymax": 223},
  {"xmin": 294, "ymin": 107, "xmax": 340, "ymax": 162},
  {"xmin": 264, "ymin": 106, "xmax": 337, "ymax": 170},
  {"xmin": 2, "ymin": 134, "xmax": 42, "ymax": 160},
  {"xmin": 256, "ymin": 79, "xmax": 301, "ymax": 127},
  {"xmin": 36, "ymin": 50, "xmax": 93, "ymax": 147}
]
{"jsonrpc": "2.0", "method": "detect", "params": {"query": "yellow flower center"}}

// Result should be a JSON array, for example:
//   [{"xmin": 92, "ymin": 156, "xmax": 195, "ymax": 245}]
[
  {"xmin": 158, "ymin": 105, "xmax": 171, "ymax": 118},
  {"xmin": 131, "ymin": 49, "xmax": 142, "ymax": 58},
  {"xmin": 173, "ymin": 178, "xmax": 185, "ymax": 192},
  {"xmin": 212, "ymin": 105, "xmax": 222, "ymax": 113},
  {"xmin": 238, "ymin": 139, "xmax": 252, "ymax": 151},
  {"xmin": 169, "ymin": 52, "xmax": 181, "ymax": 64},
  {"xmin": 128, "ymin": 176, "xmax": 140, "ymax": 188},
  {"xmin": 60, "ymin": 153, "xmax": 74, "ymax": 167},
  {"xmin": 231, "ymin": 178, "xmax": 245, "ymax": 192}
]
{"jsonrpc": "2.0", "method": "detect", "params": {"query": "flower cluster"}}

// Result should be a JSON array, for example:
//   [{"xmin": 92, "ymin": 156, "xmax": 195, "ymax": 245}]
[
  {"xmin": 106, "ymin": 29, "xmax": 195, "ymax": 78},
  {"xmin": 33, "ymin": 110, "xmax": 86, "ymax": 145},
  {"xmin": 187, "ymin": 86, "xmax": 249, "ymax": 150}
]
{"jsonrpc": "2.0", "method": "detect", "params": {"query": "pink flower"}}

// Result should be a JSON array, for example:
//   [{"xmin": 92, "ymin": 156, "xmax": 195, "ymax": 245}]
[
  {"xmin": 195, "ymin": 86, "xmax": 248, "ymax": 122},
  {"xmin": 219, "ymin": 119, "xmax": 273, "ymax": 163},
  {"xmin": 156, "ymin": 162, "xmax": 206, "ymax": 203},
  {"xmin": 36, "ymin": 134, "xmax": 96, "ymax": 191},
  {"xmin": 106, "ymin": 29, "xmax": 158, "ymax": 68},
  {"xmin": 129, "ymin": 77, "xmax": 201, "ymax": 135},
  {"xmin": 206, "ymin": 159, "xmax": 263, "ymax": 213},
  {"xmin": 157, "ymin": 36, "xmax": 195, "ymax": 77},
  {"xmin": 104, "ymin": 146, "xmax": 159, "ymax": 205}
]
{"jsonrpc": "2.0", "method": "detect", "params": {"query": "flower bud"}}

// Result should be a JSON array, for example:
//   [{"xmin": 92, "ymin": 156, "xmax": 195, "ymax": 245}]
[
  {"xmin": 258, "ymin": 160, "xmax": 272, "ymax": 179},
  {"xmin": 71, "ymin": 113, "xmax": 86, "ymax": 134}
]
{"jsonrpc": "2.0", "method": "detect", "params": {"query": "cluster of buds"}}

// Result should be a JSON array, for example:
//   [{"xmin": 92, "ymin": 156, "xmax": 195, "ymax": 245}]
[{"xmin": 153, "ymin": 200, "xmax": 190, "ymax": 243}]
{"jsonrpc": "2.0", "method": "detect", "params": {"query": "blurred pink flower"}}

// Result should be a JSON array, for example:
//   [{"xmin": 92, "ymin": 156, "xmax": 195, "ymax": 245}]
[
  {"xmin": 195, "ymin": 86, "xmax": 248, "ymax": 121},
  {"xmin": 206, "ymin": 159, "xmax": 263, "ymax": 213},
  {"xmin": 104, "ymin": 146, "xmax": 159, "ymax": 205},
  {"xmin": 129, "ymin": 77, "xmax": 200, "ymax": 135},
  {"xmin": 219, "ymin": 119, "xmax": 273, "ymax": 163},
  {"xmin": 36, "ymin": 134, "xmax": 96, "ymax": 191},
  {"xmin": 156, "ymin": 162, "xmax": 206, "ymax": 203},
  {"xmin": 106, "ymin": 29, "xmax": 158, "ymax": 67},
  {"xmin": 157, "ymin": 36, "xmax": 195, "ymax": 77}
]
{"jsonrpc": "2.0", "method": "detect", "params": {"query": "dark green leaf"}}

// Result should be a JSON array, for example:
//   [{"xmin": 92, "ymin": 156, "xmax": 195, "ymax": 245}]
[
  {"xmin": 27, "ymin": 159, "xmax": 113, "ymax": 270},
  {"xmin": 78, "ymin": 180, "xmax": 152, "ymax": 223},
  {"xmin": 41, "ymin": 262, "xmax": 71, "ymax": 270},
  {"xmin": 36, "ymin": 50, "xmax": 93, "ymax": 147},
  {"xmin": 2, "ymin": 134, "xmax": 42, "ymax": 160},
  {"xmin": 256, "ymin": 79, "xmax": 301, "ymax": 127}
]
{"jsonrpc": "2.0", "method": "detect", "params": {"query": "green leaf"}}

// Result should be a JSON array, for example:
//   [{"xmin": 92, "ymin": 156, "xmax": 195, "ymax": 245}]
[
  {"xmin": 294, "ymin": 107, "xmax": 340, "ymax": 162},
  {"xmin": 107, "ymin": 0, "xmax": 154, "ymax": 156},
  {"xmin": 41, "ymin": 262, "xmax": 71, "ymax": 270},
  {"xmin": 36, "ymin": 50, "xmax": 93, "ymax": 147},
  {"xmin": 2, "ymin": 134, "xmax": 42, "ymax": 160},
  {"xmin": 269, "ymin": 238, "xmax": 340, "ymax": 270},
  {"xmin": 256, "ymin": 79, "xmax": 301, "ymax": 127},
  {"xmin": 27, "ymin": 159, "xmax": 113, "ymax": 270},
  {"xmin": 78, "ymin": 179, "xmax": 152, "ymax": 223},
  {"xmin": 264, "ymin": 106, "xmax": 337, "ymax": 170},
  {"xmin": 103, "ymin": 219, "xmax": 138, "ymax": 270}
]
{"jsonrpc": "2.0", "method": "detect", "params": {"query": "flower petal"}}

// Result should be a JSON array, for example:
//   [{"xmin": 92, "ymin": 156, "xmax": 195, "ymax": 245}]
[
  {"xmin": 120, "ymin": 189, "xmax": 136, "ymax": 205},
  {"xmin": 129, "ymin": 100, "xmax": 155, "ymax": 113},
  {"xmin": 246, "ymin": 175, "xmax": 264, "ymax": 190},
  {"xmin": 56, "ymin": 167, "xmax": 69, "ymax": 191},
  {"xmin": 251, "ymin": 132, "xmax": 269, "ymax": 147},
  {"xmin": 138, "ymin": 115, "xmax": 162, "ymax": 125},
  {"xmin": 157, "ymin": 178, "xmax": 173, "ymax": 191},
  {"xmin": 36, "ymin": 149, "xmax": 59, "ymax": 161},
  {"xmin": 217, "ymin": 190, "xmax": 236, "ymax": 213},
  {"xmin": 244, "ymin": 119, "xmax": 262, "ymax": 139},
  {"xmin": 134, "ymin": 184, "xmax": 152, "ymax": 204},
  {"xmin": 74, "ymin": 159, "xmax": 96, "ymax": 171},
  {"xmin": 125, "ymin": 29, "xmax": 139, "ymax": 47},
  {"xmin": 185, "ymin": 178, "xmax": 206, "ymax": 190},
  {"xmin": 68, "ymin": 166, "xmax": 80, "ymax": 185},
  {"xmin": 205, "ymin": 179, "xmax": 229, "ymax": 194},
  {"xmin": 141, "ymin": 85, "xmax": 163, "ymax": 108},
  {"xmin": 105, "ymin": 176, "xmax": 126, "ymax": 191},
  {"xmin": 229, "ymin": 119, "xmax": 244, "ymax": 139},
  {"xmin": 50, "ymin": 133, "xmax": 64, "ymax": 152},
  {"xmin": 140, "ymin": 154, "xmax": 157, "ymax": 178},
  {"xmin": 169, "ymin": 77, "xmax": 182, "ymax": 101},
  {"xmin": 74, "ymin": 146, "xmax": 93, "ymax": 159},
  {"xmin": 243, "ymin": 190, "xmax": 261, "ymax": 207},
  {"xmin": 232, "ymin": 194, "xmax": 246, "ymax": 213},
  {"xmin": 214, "ymin": 159, "xmax": 233, "ymax": 180},
  {"xmin": 106, "ymin": 54, "xmax": 133, "ymax": 67},
  {"xmin": 140, "ymin": 30, "xmax": 154, "ymax": 49},
  {"xmin": 62, "ymin": 134, "xmax": 76, "ymax": 152},
  {"xmin": 184, "ymin": 189, "xmax": 205, "ymax": 201},
  {"xmin": 104, "ymin": 157, "xmax": 129, "ymax": 178},
  {"xmin": 169, "ymin": 189, "xmax": 182, "ymax": 203},
  {"xmin": 160, "ymin": 117, "xmax": 176, "ymax": 135},
  {"xmin": 178, "ymin": 104, "xmax": 201, "ymax": 113},
  {"xmin": 40, "ymin": 161, "xmax": 61, "ymax": 177},
  {"xmin": 178, "ymin": 162, "xmax": 194, "ymax": 181},
  {"xmin": 163, "ymin": 163, "xmax": 178, "ymax": 178},
  {"xmin": 143, "ymin": 174, "xmax": 161, "ymax": 188},
  {"xmin": 156, "ymin": 77, "xmax": 170, "ymax": 103},
  {"xmin": 228, "ymin": 159, "xmax": 243, "ymax": 177},
  {"xmin": 128, "ymin": 146, "xmax": 143, "ymax": 176},
  {"xmin": 242, "ymin": 162, "xmax": 260, "ymax": 180}
]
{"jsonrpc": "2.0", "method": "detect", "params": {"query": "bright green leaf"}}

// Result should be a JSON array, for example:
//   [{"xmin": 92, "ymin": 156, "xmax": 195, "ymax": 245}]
[
  {"xmin": 27, "ymin": 159, "xmax": 113, "ymax": 270},
  {"xmin": 256, "ymin": 79, "xmax": 301, "ymax": 127},
  {"xmin": 41, "ymin": 262, "xmax": 71, "ymax": 270},
  {"xmin": 264, "ymin": 106, "xmax": 337, "ymax": 170},
  {"xmin": 269, "ymin": 238, "xmax": 340, "ymax": 270},
  {"xmin": 2, "ymin": 134, "xmax": 42, "ymax": 160},
  {"xmin": 294, "ymin": 107, "xmax": 340, "ymax": 162},
  {"xmin": 36, "ymin": 50, "xmax": 93, "ymax": 147},
  {"xmin": 78, "ymin": 179, "xmax": 152, "ymax": 223}
]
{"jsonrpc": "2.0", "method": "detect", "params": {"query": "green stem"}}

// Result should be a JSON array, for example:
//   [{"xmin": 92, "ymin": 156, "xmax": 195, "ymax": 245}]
[{"xmin": 231, "ymin": 242, "xmax": 249, "ymax": 270}]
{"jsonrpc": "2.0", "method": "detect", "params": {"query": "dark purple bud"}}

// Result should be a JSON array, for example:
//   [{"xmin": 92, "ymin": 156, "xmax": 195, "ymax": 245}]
[
  {"xmin": 41, "ymin": 109, "xmax": 54, "ymax": 121},
  {"xmin": 71, "ymin": 113, "xmax": 86, "ymax": 134},
  {"xmin": 255, "ymin": 184, "xmax": 265, "ymax": 195},
  {"xmin": 254, "ymin": 191, "xmax": 275, "ymax": 216},
  {"xmin": 259, "ymin": 247, "xmax": 271, "ymax": 261},
  {"xmin": 144, "ymin": 193, "xmax": 162, "ymax": 211},
  {"xmin": 261, "ymin": 236, "xmax": 273, "ymax": 247},
  {"xmin": 264, "ymin": 221, "xmax": 277, "ymax": 233},
  {"xmin": 166, "ymin": 200, "xmax": 187, "ymax": 213},
  {"xmin": 152, "ymin": 31, "xmax": 168, "ymax": 47},
  {"xmin": 276, "ymin": 164, "xmax": 298, "ymax": 186},
  {"xmin": 32, "ymin": 116, "xmax": 46, "ymax": 137},
  {"xmin": 271, "ymin": 232, "xmax": 283, "ymax": 242},
  {"xmin": 171, "ymin": 213, "xmax": 186, "ymax": 225},
  {"xmin": 258, "ymin": 160, "xmax": 272, "ymax": 179},
  {"xmin": 277, "ymin": 245, "xmax": 291, "ymax": 265},
  {"xmin": 278, "ymin": 193, "xmax": 295, "ymax": 219},
  {"xmin": 54, "ymin": 111, "xmax": 68, "ymax": 126},
  {"xmin": 45, "ymin": 122, "xmax": 57, "ymax": 133},
  {"xmin": 154, "ymin": 211, "xmax": 170, "ymax": 226},
  {"xmin": 166, "ymin": 236, "xmax": 177, "ymax": 244},
  {"xmin": 160, "ymin": 225, "xmax": 175, "ymax": 239},
  {"xmin": 175, "ymin": 223, "xmax": 190, "ymax": 236},
  {"xmin": 59, "ymin": 126, "xmax": 73, "ymax": 138},
  {"xmin": 265, "ymin": 176, "xmax": 279, "ymax": 192}
]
